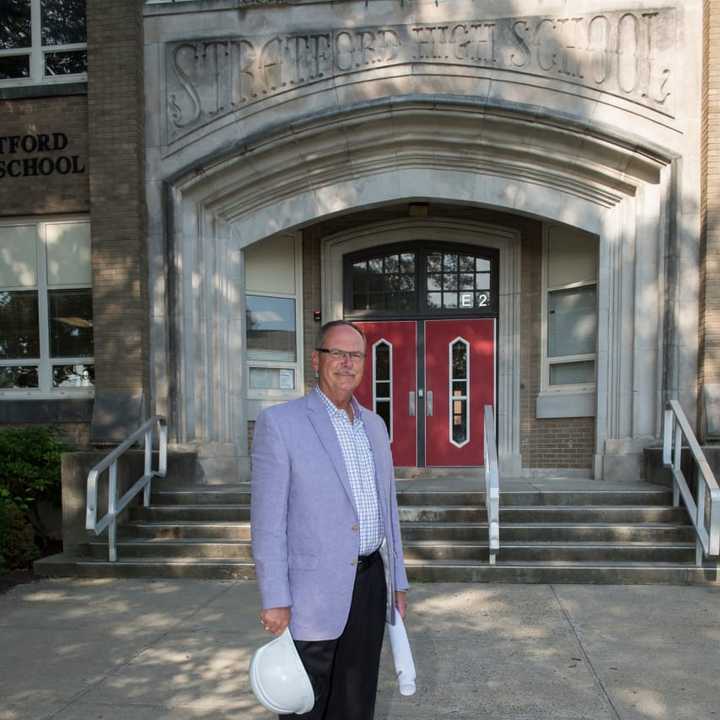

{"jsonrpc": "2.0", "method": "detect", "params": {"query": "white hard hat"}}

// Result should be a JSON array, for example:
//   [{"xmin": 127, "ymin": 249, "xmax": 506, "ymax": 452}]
[{"xmin": 249, "ymin": 627, "xmax": 315, "ymax": 715}]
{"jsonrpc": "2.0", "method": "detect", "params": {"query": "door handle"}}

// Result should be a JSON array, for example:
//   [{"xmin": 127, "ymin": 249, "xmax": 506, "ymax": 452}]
[
  {"xmin": 426, "ymin": 390, "xmax": 433, "ymax": 416},
  {"xmin": 409, "ymin": 391, "xmax": 416, "ymax": 417}
]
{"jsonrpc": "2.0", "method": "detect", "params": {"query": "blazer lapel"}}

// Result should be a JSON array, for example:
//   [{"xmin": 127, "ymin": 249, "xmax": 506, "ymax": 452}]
[{"xmin": 306, "ymin": 391, "xmax": 357, "ymax": 512}]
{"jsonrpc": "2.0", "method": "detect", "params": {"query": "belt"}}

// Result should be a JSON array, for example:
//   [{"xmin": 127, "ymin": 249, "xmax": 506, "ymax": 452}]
[{"xmin": 357, "ymin": 549, "xmax": 380, "ymax": 570}]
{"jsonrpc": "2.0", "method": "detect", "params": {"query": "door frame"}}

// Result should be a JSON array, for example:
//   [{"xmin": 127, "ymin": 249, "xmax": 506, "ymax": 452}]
[{"xmin": 322, "ymin": 218, "xmax": 522, "ymax": 475}]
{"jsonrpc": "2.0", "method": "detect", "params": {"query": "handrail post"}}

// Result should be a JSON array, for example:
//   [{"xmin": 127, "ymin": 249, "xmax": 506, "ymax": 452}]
[
  {"xmin": 159, "ymin": 419, "xmax": 168, "ymax": 476},
  {"xmin": 108, "ymin": 461, "xmax": 117, "ymax": 562},
  {"xmin": 662, "ymin": 410, "xmax": 673, "ymax": 465},
  {"xmin": 673, "ymin": 422, "xmax": 682, "ymax": 507},
  {"xmin": 143, "ymin": 428, "xmax": 152, "ymax": 507},
  {"xmin": 85, "ymin": 415, "xmax": 168, "ymax": 563}
]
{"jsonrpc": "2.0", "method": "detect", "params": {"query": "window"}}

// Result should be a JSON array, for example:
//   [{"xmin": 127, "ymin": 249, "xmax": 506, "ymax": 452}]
[
  {"xmin": 449, "ymin": 338, "xmax": 469, "ymax": 447},
  {"xmin": 245, "ymin": 233, "xmax": 303, "ymax": 398},
  {"xmin": 0, "ymin": 0, "xmax": 87, "ymax": 86},
  {"xmin": 0, "ymin": 219, "xmax": 93, "ymax": 396},
  {"xmin": 346, "ymin": 243, "xmax": 497, "ymax": 317},
  {"xmin": 351, "ymin": 253, "xmax": 416, "ymax": 313},
  {"xmin": 426, "ymin": 252, "xmax": 490, "ymax": 311},
  {"xmin": 542, "ymin": 225, "xmax": 598, "ymax": 392},
  {"xmin": 372, "ymin": 340, "xmax": 392, "ymax": 439}
]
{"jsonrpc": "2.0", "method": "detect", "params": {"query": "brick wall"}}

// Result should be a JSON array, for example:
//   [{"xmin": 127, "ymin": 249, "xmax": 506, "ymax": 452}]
[
  {"xmin": 701, "ymin": 0, "xmax": 720, "ymax": 436},
  {"xmin": 86, "ymin": 0, "xmax": 148, "ymax": 440},
  {"xmin": 300, "ymin": 203, "xmax": 595, "ymax": 469},
  {"xmin": 0, "ymin": 95, "xmax": 88, "ymax": 216}
]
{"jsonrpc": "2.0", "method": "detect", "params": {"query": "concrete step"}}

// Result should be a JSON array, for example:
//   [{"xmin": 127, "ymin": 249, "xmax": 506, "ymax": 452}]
[
  {"xmin": 35, "ymin": 554, "xmax": 257, "ymax": 580},
  {"xmin": 126, "ymin": 521, "xmax": 252, "ymax": 540},
  {"xmin": 401, "ymin": 522, "xmax": 695, "ymax": 543},
  {"xmin": 152, "ymin": 490, "xmax": 251, "ymax": 505},
  {"xmin": 150, "ymin": 487, "xmax": 675, "ymax": 508},
  {"xmin": 87, "ymin": 539, "xmax": 254, "ymax": 560},
  {"xmin": 499, "ymin": 506, "xmax": 687, "ymax": 523},
  {"xmin": 132, "ymin": 504, "xmax": 683, "ymax": 525},
  {"xmin": 404, "ymin": 560, "xmax": 719, "ymax": 585},
  {"xmin": 34, "ymin": 553, "xmax": 719, "ymax": 585},
  {"xmin": 403, "ymin": 540, "xmax": 696, "ymax": 563},
  {"xmin": 130, "ymin": 506, "xmax": 251, "ymax": 522}
]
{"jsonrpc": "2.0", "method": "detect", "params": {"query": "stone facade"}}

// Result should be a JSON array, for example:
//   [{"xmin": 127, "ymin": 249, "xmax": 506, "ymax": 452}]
[{"xmin": 2, "ymin": 0, "xmax": 717, "ymax": 481}]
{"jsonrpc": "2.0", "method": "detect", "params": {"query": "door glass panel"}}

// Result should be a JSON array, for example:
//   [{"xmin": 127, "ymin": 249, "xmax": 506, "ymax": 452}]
[
  {"xmin": 449, "ymin": 338, "xmax": 469, "ymax": 447},
  {"xmin": 373, "ymin": 341, "xmax": 392, "ymax": 439},
  {"xmin": 452, "ymin": 341, "xmax": 467, "ymax": 378},
  {"xmin": 424, "ymin": 251, "xmax": 494, "ymax": 312},
  {"xmin": 443, "ymin": 293, "xmax": 458, "ymax": 309},
  {"xmin": 400, "ymin": 253, "xmax": 415, "ymax": 273}
]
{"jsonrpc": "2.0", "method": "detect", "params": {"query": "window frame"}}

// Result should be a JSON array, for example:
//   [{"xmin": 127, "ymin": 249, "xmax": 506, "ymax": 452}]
[
  {"xmin": 540, "ymin": 226, "xmax": 598, "ymax": 395},
  {"xmin": 343, "ymin": 240, "xmax": 498, "ymax": 319},
  {"xmin": 0, "ymin": 216, "xmax": 94, "ymax": 399},
  {"xmin": 245, "ymin": 234, "xmax": 304, "ymax": 401},
  {"xmin": 0, "ymin": 0, "xmax": 88, "ymax": 88}
]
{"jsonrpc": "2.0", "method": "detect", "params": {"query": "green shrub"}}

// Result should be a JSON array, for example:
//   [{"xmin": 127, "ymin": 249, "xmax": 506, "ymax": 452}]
[
  {"xmin": 0, "ymin": 426, "xmax": 67, "ymax": 563},
  {"xmin": 0, "ymin": 426, "xmax": 66, "ymax": 509},
  {"xmin": 0, "ymin": 490, "xmax": 38, "ymax": 571}
]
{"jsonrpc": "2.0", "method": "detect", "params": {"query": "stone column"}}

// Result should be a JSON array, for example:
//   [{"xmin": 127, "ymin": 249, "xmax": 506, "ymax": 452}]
[{"xmin": 87, "ymin": 0, "xmax": 149, "ymax": 441}]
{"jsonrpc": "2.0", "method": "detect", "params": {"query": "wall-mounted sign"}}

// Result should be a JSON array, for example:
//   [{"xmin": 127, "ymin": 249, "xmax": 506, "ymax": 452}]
[
  {"xmin": 166, "ymin": 8, "xmax": 676, "ymax": 143},
  {"xmin": 0, "ymin": 132, "xmax": 86, "ymax": 179}
]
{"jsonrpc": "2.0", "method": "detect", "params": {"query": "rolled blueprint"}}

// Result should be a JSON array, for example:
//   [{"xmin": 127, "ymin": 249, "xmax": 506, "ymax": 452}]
[{"xmin": 387, "ymin": 614, "xmax": 416, "ymax": 696}]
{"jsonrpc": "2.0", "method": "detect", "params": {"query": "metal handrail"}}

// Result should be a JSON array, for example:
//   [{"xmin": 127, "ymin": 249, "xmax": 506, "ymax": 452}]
[
  {"xmin": 662, "ymin": 400, "xmax": 720, "ymax": 565},
  {"xmin": 483, "ymin": 405, "xmax": 500, "ymax": 565},
  {"xmin": 85, "ymin": 416, "xmax": 168, "ymax": 562}
]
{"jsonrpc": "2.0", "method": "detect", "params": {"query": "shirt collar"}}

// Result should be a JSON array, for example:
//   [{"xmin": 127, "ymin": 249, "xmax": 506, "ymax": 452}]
[{"xmin": 315, "ymin": 386, "xmax": 362, "ymax": 422}]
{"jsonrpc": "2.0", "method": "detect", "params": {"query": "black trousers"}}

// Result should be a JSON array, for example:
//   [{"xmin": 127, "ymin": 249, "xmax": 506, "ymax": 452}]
[{"xmin": 284, "ymin": 550, "xmax": 387, "ymax": 720}]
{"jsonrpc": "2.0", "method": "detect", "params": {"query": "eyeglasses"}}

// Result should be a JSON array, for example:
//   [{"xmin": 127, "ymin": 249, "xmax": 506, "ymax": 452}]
[{"xmin": 316, "ymin": 348, "xmax": 366, "ymax": 362}]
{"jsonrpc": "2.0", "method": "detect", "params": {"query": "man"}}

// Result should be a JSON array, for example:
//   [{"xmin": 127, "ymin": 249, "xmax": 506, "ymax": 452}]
[{"xmin": 251, "ymin": 320, "xmax": 409, "ymax": 720}]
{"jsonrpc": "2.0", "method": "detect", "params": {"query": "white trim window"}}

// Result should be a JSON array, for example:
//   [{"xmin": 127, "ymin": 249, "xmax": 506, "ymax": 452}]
[
  {"xmin": 372, "ymin": 339, "xmax": 393, "ymax": 441},
  {"xmin": 245, "ymin": 233, "xmax": 304, "ymax": 400},
  {"xmin": 0, "ymin": 218, "xmax": 94, "ymax": 397},
  {"xmin": 541, "ymin": 225, "xmax": 598, "ymax": 393},
  {"xmin": 0, "ymin": 0, "xmax": 87, "ymax": 87}
]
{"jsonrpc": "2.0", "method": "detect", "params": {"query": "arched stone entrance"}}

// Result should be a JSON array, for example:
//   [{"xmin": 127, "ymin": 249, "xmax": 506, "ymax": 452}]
[{"xmin": 149, "ymin": 98, "xmax": 683, "ymax": 481}]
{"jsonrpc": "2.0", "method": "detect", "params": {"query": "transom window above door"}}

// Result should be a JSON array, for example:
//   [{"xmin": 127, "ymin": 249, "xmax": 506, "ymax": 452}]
[{"xmin": 345, "ymin": 242, "xmax": 497, "ymax": 318}]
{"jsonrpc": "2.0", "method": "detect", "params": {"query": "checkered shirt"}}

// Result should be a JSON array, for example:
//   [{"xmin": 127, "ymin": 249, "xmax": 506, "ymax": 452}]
[{"xmin": 316, "ymin": 387, "xmax": 384, "ymax": 555}]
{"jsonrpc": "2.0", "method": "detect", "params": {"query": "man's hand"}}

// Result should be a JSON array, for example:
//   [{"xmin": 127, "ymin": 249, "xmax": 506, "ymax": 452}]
[
  {"xmin": 261, "ymin": 606, "xmax": 291, "ymax": 636},
  {"xmin": 395, "ymin": 591, "xmax": 408, "ymax": 620}
]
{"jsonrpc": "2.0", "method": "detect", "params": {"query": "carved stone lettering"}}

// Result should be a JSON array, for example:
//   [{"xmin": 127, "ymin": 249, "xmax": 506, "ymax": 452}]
[{"xmin": 165, "ymin": 9, "xmax": 676, "ymax": 142}]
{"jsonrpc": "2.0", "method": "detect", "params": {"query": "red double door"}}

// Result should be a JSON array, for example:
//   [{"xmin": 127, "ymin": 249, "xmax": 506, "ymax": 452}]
[{"xmin": 355, "ymin": 319, "xmax": 495, "ymax": 467}]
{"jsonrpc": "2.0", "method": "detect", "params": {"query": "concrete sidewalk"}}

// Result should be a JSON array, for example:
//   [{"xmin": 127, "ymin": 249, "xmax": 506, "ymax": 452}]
[{"xmin": 1, "ymin": 579, "xmax": 718, "ymax": 720}]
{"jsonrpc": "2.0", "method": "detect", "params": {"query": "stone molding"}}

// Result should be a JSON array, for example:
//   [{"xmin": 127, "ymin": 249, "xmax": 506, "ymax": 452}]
[
  {"xmin": 163, "ymin": 8, "xmax": 677, "ymax": 145},
  {"xmin": 153, "ymin": 97, "xmax": 683, "ymax": 479}
]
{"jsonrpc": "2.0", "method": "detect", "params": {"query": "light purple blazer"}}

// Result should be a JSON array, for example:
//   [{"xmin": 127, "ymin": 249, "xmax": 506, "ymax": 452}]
[{"xmin": 250, "ymin": 389, "xmax": 409, "ymax": 641}]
